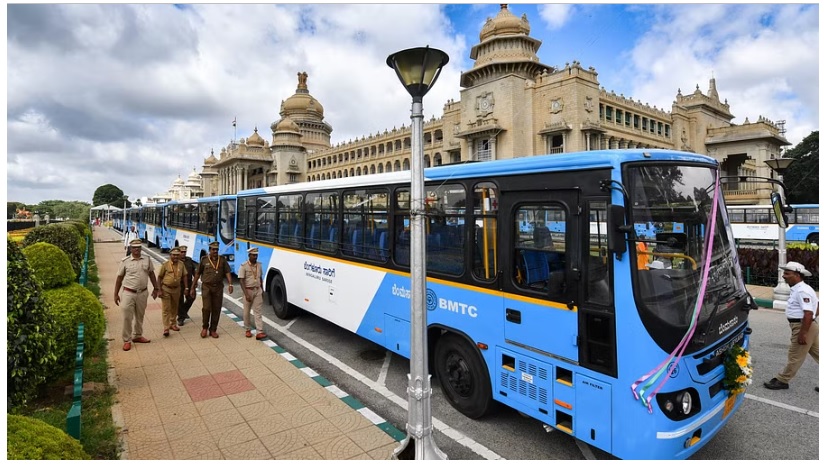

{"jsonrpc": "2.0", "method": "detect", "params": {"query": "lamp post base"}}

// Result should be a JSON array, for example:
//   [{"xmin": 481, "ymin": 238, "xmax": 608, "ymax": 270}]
[
  {"xmin": 392, "ymin": 433, "xmax": 448, "ymax": 460},
  {"xmin": 772, "ymin": 281, "xmax": 790, "ymax": 310}
]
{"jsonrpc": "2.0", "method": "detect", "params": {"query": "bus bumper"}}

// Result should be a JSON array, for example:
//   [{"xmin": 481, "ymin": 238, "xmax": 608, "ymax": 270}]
[{"xmin": 655, "ymin": 389, "xmax": 745, "ymax": 459}]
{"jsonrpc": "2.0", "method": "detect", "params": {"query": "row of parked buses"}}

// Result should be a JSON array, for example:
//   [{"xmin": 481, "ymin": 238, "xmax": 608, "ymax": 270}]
[
  {"xmin": 113, "ymin": 149, "xmax": 796, "ymax": 459},
  {"xmin": 112, "ymin": 195, "xmax": 238, "ymax": 265}
]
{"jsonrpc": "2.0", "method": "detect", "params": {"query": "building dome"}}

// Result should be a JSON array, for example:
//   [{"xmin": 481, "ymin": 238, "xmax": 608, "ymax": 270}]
[
  {"xmin": 173, "ymin": 175, "xmax": 185, "ymax": 186},
  {"xmin": 275, "ymin": 116, "xmax": 301, "ymax": 134},
  {"xmin": 281, "ymin": 71, "xmax": 324, "ymax": 118},
  {"xmin": 479, "ymin": 4, "xmax": 530, "ymax": 42},
  {"xmin": 204, "ymin": 152, "xmax": 218, "ymax": 165},
  {"xmin": 246, "ymin": 127, "xmax": 265, "ymax": 146},
  {"xmin": 186, "ymin": 168, "xmax": 201, "ymax": 185}
]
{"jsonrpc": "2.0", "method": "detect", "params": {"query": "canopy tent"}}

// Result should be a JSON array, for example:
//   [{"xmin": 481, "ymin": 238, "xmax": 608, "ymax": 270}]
[
  {"xmin": 90, "ymin": 204, "xmax": 122, "ymax": 212},
  {"xmin": 89, "ymin": 204, "xmax": 122, "ymax": 224}
]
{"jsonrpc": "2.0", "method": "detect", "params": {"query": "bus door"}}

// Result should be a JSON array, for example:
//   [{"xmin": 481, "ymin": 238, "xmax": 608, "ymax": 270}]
[
  {"xmin": 498, "ymin": 190, "xmax": 581, "ymax": 426},
  {"xmin": 502, "ymin": 191, "xmax": 580, "ymax": 362}
]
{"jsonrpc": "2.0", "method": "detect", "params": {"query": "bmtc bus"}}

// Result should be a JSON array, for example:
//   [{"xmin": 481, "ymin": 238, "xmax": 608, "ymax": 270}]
[
  {"xmin": 142, "ymin": 203, "xmax": 164, "ymax": 249},
  {"xmin": 163, "ymin": 195, "xmax": 236, "ymax": 262},
  {"xmin": 727, "ymin": 203, "xmax": 819, "ymax": 245},
  {"xmin": 125, "ymin": 206, "xmax": 143, "ymax": 237},
  {"xmin": 231, "ymin": 150, "xmax": 757, "ymax": 459}
]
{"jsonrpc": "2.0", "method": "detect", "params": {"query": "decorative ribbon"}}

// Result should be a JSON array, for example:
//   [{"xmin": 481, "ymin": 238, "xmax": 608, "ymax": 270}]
[{"xmin": 631, "ymin": 170, "xmax": 721, "ymax": 413}]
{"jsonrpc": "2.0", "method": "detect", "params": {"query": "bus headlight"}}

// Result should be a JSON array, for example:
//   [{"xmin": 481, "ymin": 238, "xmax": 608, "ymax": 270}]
[
  {"xmin": 656, "ymin": 388, "xmax": 701, "ymax": 420},
  {"xmin": 678, "ymin": 391, "xmax": 693, "ymax": 415}
]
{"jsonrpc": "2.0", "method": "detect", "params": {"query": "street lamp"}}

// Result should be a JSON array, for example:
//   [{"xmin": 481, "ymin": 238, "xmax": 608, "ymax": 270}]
[
  {"xmin": 764, "ymin": 156, "xmax": 796, "ymax": 309},
  {"xmin": 386, "ymin": 46, "xmax": 449, "ymax": 461}
]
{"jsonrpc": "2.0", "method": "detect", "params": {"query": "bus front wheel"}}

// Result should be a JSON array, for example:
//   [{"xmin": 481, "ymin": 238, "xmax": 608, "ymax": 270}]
[
  {"xmin": 434, "ymin": 333, "xmax": 495, "ymax": 419},
  {"xmin": 270, "ymin": 274, "xmax": 297, "ymax": 319}
]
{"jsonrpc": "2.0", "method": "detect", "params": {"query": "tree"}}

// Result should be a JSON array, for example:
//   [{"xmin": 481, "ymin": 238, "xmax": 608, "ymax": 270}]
[
  {"xmin": 782, "ymin": 131, "xmax": 818, "ymax": 204},
  {"xmin": 7, "ymin": 201, "xmax": 26, "ymax": 219},
  {"xmin": 92, "ymin": 184, "xmax": 127, "ymax": 207}
]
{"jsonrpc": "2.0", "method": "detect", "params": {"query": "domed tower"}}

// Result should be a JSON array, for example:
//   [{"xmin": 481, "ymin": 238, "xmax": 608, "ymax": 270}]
[
  {"xmin": 460, "ymin": 4, "xmax": 553, "ymax": 88},
  {"xmin": 200, "ymin": 149, "xmax": 220, "ymax": 197},
  {"xmin": 271, "ymin": 71, "xmax": 333, "ymax": 154},
  {"xmin": 270, "ymin": 116, "xmax": 307, "ymax": 185}
]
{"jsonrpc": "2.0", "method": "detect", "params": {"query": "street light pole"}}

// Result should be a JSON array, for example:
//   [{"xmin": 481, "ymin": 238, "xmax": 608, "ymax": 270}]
[
  {"xmin": 765, "ymin": 156, "xmax": 796, "ymax": 309},
  {"xmin": 387, "ymin": 46, "xmax": 449, "ymax": 461}
]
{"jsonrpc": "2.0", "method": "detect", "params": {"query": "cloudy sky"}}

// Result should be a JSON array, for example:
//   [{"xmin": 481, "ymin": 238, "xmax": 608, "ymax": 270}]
[{"xmin": 5, "ymin": 3, "xmax": 819, "ymax": 205}]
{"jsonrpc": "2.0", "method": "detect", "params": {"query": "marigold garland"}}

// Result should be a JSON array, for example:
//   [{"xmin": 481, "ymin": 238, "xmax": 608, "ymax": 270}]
[{"xmin": 722, "ymin": 345, "xmax": 752, "ymax": 397}]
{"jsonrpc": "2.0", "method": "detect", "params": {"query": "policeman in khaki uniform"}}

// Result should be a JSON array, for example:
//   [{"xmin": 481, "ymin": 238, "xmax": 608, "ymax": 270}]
[
  {"xmin": 190, "ymin": 241, "xmax": 233, "ymax": 338},
  {"xmin": 114, "ymin": 238, "xmax": 160, "ymax": 351},
  {"xmin": 177, "ymin": 245, "xmax": 196, "ymax": 326},
  {"xmin": 239, "ymin": 248, "xmax": 267, "ymax": 340},
  {"xmin": 157, "ymin": 247, "xmax": 186, "ymax": 337},
  {"xmin": 764, "ymin": 261, "xmax": 819, "ymax": 390}
]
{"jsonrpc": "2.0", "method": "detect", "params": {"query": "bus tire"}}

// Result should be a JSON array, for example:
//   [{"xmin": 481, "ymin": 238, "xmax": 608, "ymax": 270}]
[
  {"xmin": 270, "ymin": 274, "xmax": 297, "ymax": 320},
  {"xmin": 807, "ymin": 233, "xmax": 819, "ymax": 245},
  {"xmin": 434, "ymin": 333, "xmax": 495, "ymax": 419}
]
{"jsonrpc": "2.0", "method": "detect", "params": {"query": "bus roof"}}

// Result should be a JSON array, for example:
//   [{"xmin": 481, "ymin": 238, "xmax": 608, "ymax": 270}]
[{"xmin": 237, "ymin": 149, "xmax": 717, "ymax": 198}]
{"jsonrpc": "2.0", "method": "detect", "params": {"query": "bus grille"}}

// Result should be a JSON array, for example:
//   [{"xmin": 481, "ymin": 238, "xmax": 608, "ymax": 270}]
[{"xmin": 499, "ymin": 358, "xmax": 549, "ymax": 405}]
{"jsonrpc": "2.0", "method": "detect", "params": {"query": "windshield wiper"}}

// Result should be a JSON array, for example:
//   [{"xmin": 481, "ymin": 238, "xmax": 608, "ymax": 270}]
[{"xmin": 693, "ymin": 286, "xmax": 742, "ymax": 345}]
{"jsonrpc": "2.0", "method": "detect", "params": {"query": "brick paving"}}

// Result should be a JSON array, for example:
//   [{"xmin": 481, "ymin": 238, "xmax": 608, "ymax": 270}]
[{"xmin": 93, "ymin": 226, "xmax": 402, "ymax": 460}]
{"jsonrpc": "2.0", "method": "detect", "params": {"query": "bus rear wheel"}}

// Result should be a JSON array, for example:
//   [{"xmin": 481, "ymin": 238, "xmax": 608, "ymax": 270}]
[
  {"xmin": 270, "ymin": 274, "xmax": 297, "ymax": 319},
  {"xmin": 434, "ymin": 333, "xmax": 495, "ymax": 419}
]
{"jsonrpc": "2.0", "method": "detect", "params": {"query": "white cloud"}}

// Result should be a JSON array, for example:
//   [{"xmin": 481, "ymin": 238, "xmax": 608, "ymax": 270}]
[
  {"xmin": 623, "ymin": 4, "xmax": 818, "ymax": 147},
  {"xmin": 537, "ymin": 4, "xmax": 576, "ymax": 30}
]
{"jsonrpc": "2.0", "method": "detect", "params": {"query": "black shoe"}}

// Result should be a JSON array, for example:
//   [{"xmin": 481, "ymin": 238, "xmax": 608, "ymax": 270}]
[
  {"xmin": 177, "ymin": 320, "xmax": 185, "ymax": 326},
  {"xmin": 763, "ymin": 378, "xmax": 789, "ymax": 390},
  {"xmin": 816, "ymin": 386, "xmax": 819, "ymax": 392}
]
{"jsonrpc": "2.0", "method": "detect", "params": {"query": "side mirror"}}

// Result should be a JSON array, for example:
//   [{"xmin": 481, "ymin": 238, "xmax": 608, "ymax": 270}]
[
  {"xmin": 609, "ymin": 204, "xmax": 628, "ymax": 256},
  {"xmin": 770, "ymin": 192, "xmax": 791, "ymax": 228}
]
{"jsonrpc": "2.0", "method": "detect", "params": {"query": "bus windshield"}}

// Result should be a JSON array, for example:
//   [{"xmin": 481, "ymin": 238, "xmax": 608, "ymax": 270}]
[{"xmin": 627, "ymin": 163, "xmax": 745, "ymax": 350}]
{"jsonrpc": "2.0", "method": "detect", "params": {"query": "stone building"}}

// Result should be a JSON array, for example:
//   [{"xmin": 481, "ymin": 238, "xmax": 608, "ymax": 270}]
[{"xmin": 201, "ymin": 4, "xmax": 788, "ymax": 205}]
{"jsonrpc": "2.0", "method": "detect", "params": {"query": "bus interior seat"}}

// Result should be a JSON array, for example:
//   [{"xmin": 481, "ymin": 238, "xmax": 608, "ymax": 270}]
[
  {"xmin": 378, "ymin": 230, "xmax": 388, "ymax": 260},
  {"xmin": 278, "ymin": 222, "xmax": 289, "ymax": 242},
  {"xmin": 521, "ymin": 250, "xmax": 550, "ymax": 287}
]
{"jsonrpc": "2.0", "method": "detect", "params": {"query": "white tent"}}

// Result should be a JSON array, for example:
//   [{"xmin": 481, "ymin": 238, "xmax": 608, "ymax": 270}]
[{"xmin": 89, "ymin": 204, "xmax": 122, "ymax": 223}]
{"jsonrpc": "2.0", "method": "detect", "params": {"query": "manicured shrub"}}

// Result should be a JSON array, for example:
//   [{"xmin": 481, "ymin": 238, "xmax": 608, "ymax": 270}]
[
  {"xmin": 6, "ymin": 414, "xmax": 90, "ymax": 459},
  {"xmin": 22, "ymin": 223, "xmax": 84, "ymax": 278},
  {"xmin": 7, "ymin": 240, "xmax": 57, "ymax": 408},
  {"xmin": 63, "ymin": 220, "xmax": 90, "ymax": 239},
  {"xmin": 42, "ymin": 284, "xmax": 105, "ymax": 370},
  {"xmin": 22, "ymin": 242, "xmax": 76, "ymax": 290}
]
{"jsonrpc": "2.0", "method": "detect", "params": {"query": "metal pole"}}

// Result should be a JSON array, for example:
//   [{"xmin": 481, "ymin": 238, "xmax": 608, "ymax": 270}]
[
  {"xmin": 772, "ymin": 172, "xmax": 790, "ymax": 309},
  {"xmin": 393, "ymin": 97, "xmax": 447, "ymax": 460}
]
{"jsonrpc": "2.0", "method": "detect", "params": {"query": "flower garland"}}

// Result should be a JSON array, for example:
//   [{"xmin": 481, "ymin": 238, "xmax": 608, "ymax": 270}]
[{"xmin": 722, "ymin": 345, "xmax": 752, "ymax": 396}]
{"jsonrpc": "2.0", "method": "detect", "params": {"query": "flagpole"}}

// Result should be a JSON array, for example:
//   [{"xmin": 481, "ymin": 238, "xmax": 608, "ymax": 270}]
[{"xmin": 233, "ymin": 116, "xmax": 237, "ymax": 144}]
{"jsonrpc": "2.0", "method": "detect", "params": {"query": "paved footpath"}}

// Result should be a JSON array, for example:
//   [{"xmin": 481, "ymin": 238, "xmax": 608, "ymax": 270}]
[{"xmin": 93, "ymin": 227, "xmax": 402, "ymax": 460}]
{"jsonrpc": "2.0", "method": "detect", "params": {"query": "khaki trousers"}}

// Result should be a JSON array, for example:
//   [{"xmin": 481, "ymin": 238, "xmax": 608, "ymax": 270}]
[
  {"xmin": 777, "ymin": 320, "xmax": 819, "ymax": 383},
  {"xmin": 121, "ymin": 289, "xmax": 148, "ymax": 342},
  {"xmin": 243, "ymin": 287, "xmax": 264, "ymax": 331},
  {"xmin": 201, "ymin": 285, "xmax": 224, "ymax": 332},
  {"xmin": 160, "ymin": 286, "xmax": 181, "ymax": 330}
]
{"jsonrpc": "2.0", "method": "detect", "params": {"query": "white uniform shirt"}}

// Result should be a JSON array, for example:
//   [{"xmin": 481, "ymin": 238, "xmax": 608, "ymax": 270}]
[
  {"xmin": 124, "ymin": 230, "xmax": 138, "ymax": 247},
  {"xmin": 785, "ymin": 280, "xmax": 818, "ymax": 320}
]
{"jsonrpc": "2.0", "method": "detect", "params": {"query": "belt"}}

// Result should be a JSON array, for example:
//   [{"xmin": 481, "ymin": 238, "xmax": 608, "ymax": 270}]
[
  {"xmin": 162, "ymin": 284, "xmax": 179, "ymax": 289},
  {"xmin": 123, "ymin": 287, "xmax": 147, "ymax": 293},
  {"xmin": 788, "ymin": 318, "xmax": 802, "ymax": 323}
]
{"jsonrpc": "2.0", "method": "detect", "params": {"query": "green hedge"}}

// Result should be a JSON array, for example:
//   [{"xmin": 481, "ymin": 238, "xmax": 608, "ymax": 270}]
[
  {"xmin": 22, "ymin": 242, "xmax": 76, "ymax": 290},
  {"xmin": 6, "ymin": 414, "xmax": 90, "ymax": 459},
  {"xmin": 62, "ymin": 220, "xmax": 90, "ymax": 239},
  {"xmin": 42, "ymin": 284, "xmax": 105, "ymax": 370},
  {"xmin": 22, "ymin": 224, "xmax": 84, "ymax": 278},
  {"xmin": 7, "ymin": 240, "xmax": 57, "ymax": 408}
]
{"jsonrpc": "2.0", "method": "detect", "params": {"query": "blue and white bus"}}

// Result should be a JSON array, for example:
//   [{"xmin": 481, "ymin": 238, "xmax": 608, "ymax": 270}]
[
  {"xmin": 163, "ymin": 195, "xmax": 236, "ymax": 262},
  {"xmin": 231, "ymin": 150, "xmax": 758, "ymax": 459},
  {"xmin": 142, "ymin": 203, "xmax": 164, "ymax": 249},
  {"xmin": 728, "ymin": 203, "xmax": 819, "ymax": 245}
]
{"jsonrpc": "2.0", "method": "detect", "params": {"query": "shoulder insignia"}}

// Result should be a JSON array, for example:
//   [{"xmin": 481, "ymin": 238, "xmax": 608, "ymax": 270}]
[{"xmin": 803, "ymin": 297, "xmax": 811, "ymax": 303}]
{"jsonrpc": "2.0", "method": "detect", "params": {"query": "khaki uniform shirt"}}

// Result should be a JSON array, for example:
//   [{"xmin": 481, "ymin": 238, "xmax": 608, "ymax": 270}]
[
  {"xmin": 158, "ymin": 260, "xmax": 184, "ymax": 289},
  {"xmin": 198, "ymin": 256, "xmax": 232, "ymax": 286},
  {"xmin": 238, "ymin": 261, "xmax": 262, "ymax": 290},
  {"xmin": 117, "ymin": 255, "xmax": 154, "ymax": 290}
]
